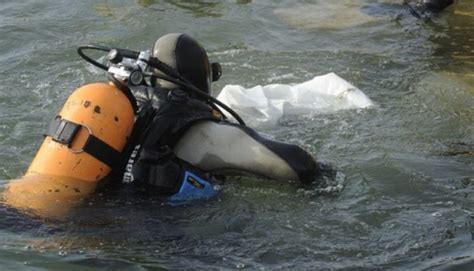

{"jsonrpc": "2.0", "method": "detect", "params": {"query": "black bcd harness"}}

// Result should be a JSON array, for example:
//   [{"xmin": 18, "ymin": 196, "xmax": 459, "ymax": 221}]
[{"xmin": 125, "ymin": 88, "xmax": 221, "ymax": 193}]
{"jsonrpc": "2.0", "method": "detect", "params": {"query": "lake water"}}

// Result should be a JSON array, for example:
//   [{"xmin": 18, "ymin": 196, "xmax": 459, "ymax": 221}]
[{"xmin": 0, "ymin": 0, "xmax": 473, "ymax": 270}]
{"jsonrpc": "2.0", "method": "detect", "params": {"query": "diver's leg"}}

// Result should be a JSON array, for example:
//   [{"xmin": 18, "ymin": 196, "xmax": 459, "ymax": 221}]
[{"xmin": 173, "ymin": 121, "xmax": 318, "ymax": 183}]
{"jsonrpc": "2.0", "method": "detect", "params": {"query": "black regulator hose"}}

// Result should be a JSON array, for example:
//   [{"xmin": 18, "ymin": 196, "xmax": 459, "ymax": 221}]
[
  {"xmin": 78, "ymin": 45, "xmax": 143, "ymax": 70},
  {"xmin": 77, "ymin": 45, "xmax": 111, "ymax": 71},
  {"xmin": 151, "ymin": 73, "xmax": 245, "ymax": 125},
  {"xmin": 145, "ymin": 57, "xmax": 245, "ymax": 125},
  {"xmin": 107, "ymin": 73, "xmax": 139, "ymax": 113},
  {"xmin": 77, "ymin": 45, "xmax": 246, "ymax": 126}
]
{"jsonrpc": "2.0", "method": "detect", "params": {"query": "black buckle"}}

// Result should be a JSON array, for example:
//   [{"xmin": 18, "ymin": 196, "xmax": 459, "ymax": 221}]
[
  {"xmin": 45, "ymin": 116, "xmax": 121, "ymax": 168},
  {"xmin": 47, "ymin": 116, "xmax": 81, "ymax": 147}
]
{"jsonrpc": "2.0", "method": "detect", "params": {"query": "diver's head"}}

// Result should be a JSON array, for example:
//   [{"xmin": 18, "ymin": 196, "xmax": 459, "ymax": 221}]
[{"xmin": 151, "ymin": 33, "xmax": 221, "ymax": 94}]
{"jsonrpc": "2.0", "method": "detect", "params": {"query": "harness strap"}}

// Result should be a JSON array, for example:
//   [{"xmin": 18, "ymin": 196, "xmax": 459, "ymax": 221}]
[{"xmin": 45, "ymin": 116, "xmax": 122, "ymax": 169}]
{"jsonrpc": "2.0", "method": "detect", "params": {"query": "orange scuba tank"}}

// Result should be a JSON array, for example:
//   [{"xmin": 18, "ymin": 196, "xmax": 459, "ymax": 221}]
[
  {"xmin": 27, "ymin": 83, "xmax": 134, "ymax": 181},
  {"xmin": 2, "ymin": 82, "xmax": 135, "ymax": 218}
]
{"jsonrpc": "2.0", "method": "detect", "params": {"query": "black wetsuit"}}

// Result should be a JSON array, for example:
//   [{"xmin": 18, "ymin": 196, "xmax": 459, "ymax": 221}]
[
  {"xmin": 121, "ymin": 85, "xmax": 220, "ymax": 195},
  {"xmin": 119, "ymin": 84, "xmax": 321, "ymax": 196}
]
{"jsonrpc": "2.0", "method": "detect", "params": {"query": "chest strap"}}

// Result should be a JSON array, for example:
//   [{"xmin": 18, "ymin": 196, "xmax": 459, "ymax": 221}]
[{"xmin": 44, "ymin": 116, "xmax": 122, "ymax": 169}]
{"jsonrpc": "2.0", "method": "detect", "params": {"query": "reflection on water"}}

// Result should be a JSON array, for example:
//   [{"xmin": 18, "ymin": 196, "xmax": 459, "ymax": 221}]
[
  {"xmin": 275, "ymin": 1, "xmax": 384, "ymax": 30},
  {"xmin": 136, "ymin": 0, "xmax": 156, "ymax": 8},
  {"xmin": 425, "ymin": 1, "xmax": 473, "ymax": 89},
  {"xmin": 162, "ymin": 0, "xmax": 222, "ymax": 17},
  {"xmin": 95, "ymin": 0, "xmax": 253, "ymax": 20}
]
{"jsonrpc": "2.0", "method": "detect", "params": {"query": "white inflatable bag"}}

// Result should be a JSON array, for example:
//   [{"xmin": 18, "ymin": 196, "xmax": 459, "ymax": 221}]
[{"xmin": 217, "ymin": 72, "xmax": 374, "ymax": 126}]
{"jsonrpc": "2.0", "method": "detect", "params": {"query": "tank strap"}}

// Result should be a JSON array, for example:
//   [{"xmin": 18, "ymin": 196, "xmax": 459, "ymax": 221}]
[{"xmin": 45, "ymin": 116, "xmax": 122, "ymax": 169}]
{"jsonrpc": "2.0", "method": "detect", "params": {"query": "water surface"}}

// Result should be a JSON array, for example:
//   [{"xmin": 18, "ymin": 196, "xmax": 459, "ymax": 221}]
[{"xmin": 0, "ymin": 0, "xmax": 473, "ymax": 270}]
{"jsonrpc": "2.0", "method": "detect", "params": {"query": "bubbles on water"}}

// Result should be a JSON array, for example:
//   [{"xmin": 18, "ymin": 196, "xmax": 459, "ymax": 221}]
[
  {"xmin": 298, "ymin": 162, "xmax": 346, "ymax": 197},
  {"xmin": 411, "ymin": 242, "xmax": 423, "ymax": 250},
  {"xmin": 266, "ymin": 72, "xmax": 297, "ymax": 83},
  {"xmin": 213, "ymin": 184, "xmax": 223, "ymax": 191},
  {"xmin": 57, "ymin": 246, "xmax": 69, "ymax": 257},
  {"xmin": 435, "ymin": 201, "xmax": 455, "ymax": 207},
  {"xmin": 58, "ymin": 250, "xmax": 68, "ymax": 256},
  {"xmin": 432, "ymin": 212, "xmax": 442, "ymax": 217},
  {"xmin": 23, "ymin": 244, "xmax": 33, "ymax": 251},
  {"xmin": 209, "ymin": 49, "xmax": 246, "ymax": 57}
]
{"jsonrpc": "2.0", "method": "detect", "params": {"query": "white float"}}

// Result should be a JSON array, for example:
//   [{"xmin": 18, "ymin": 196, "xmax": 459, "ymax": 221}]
[{"xmin": 217, "ymin": 72, "xmax": 374, "ymax": 126}]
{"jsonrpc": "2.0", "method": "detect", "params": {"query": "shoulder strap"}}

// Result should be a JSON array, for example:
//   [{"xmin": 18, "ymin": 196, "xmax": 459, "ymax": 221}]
[{"xmin": 45, "ymin": 116, "xmax": 122, "ymax": 169}]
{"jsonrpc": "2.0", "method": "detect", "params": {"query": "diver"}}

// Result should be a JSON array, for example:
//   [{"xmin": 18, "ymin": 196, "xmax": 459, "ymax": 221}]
[
  {"xmin": 121, "ymin": 33, "xmax": 320, "ymax": 202},
  {"xmin": 1, "ymin": 33, "xmax": 322, "ymax": 218}
]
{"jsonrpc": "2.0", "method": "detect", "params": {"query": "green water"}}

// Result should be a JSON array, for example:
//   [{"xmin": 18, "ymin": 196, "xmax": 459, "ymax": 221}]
[{"xmin": 0, "ymin": 0, "xmax": 473, "ymax": 270}]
